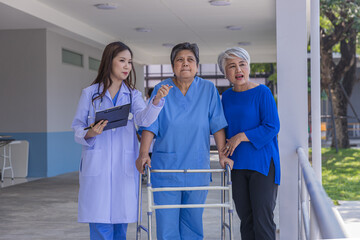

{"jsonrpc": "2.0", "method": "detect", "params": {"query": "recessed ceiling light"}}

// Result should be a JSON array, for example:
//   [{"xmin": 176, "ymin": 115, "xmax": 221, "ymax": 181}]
[
  {"xmin": 94, "ymin": 3, "xmax": 118, "ymax": 10},
  {"xmin": 238, "ymin": 42, "xmax": 251, "ymax": 46},
  {"xmin": 162, "ymin": 43, "xmax": 175, "ymax": 48},
  {"xmin": 226, "ymin": 26, "xmax": 242, "ymax": 31},
  {"xmin": 135, "ymin": 27, "xmax": 152, "ymax": 33},
  {"xmin": 209, "ymin": 0, "xmax": 231, "ymax": 6}
]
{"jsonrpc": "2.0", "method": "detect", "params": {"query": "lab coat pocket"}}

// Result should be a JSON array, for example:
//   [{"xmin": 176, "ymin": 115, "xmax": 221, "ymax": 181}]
[
  {"xmin": 124, "ymin": 150, "xmax": 136, "ymax": 177},
  {"xmin": 81, "ymin": 149, "xmax": 102, "ymax": 176}
]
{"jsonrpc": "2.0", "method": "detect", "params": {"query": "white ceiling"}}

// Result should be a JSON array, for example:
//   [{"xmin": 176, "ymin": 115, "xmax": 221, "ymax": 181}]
[{"xmin": 0, "ymin": 0, "xmax": 276, "ymax": 64}]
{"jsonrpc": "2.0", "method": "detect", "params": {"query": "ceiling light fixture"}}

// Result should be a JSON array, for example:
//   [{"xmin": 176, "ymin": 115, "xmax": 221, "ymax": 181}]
[
  {"xmin": 238, "ymin": 42, "xmax": 251, "ymax": 46},
  {"xmin": 135, "ymin": 27, "xmax": 151, "ymax": 33},
  {"xmin": 209, "ymin": 0, "xmax": 231, "ymax": 6},
  {"xmin": 94, "ymin": 3, "xmax": 118, "ymax": 10},
  {"xmin": 226, "ymin": 26, "xmax": 242, "ymax": 31}
]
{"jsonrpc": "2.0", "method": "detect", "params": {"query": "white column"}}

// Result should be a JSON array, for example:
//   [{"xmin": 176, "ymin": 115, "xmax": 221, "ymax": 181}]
[
  {"xmin": 310, "ymin": 0, "xmax": 321, "ymax": 187},
  {"xmin": 134, "ymin": 63, "xmax": 145, "ymax": 96},
  {"xmin": 276, "ymin": 0, "xmax": 308, "ymax": 239},
  {"xmin": 310, "ymin": 0, "xmax": 321, "ymax": 238}
]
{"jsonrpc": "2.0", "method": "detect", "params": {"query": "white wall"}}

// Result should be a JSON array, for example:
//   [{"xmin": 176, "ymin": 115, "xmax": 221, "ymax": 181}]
[
  {"xmin": 0, "ymin": 29, "xmax": 47, "ymax": 132},
  {"xmin": 46, "ymin": 30, "xmax": 102, "ymax": 132},
  {"xmin": 134, "ymin": 62, "xmax": 145, "ymax": 96}
]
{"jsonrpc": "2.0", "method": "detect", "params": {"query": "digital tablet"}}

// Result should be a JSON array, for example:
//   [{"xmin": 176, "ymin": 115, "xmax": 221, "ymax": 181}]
[{"xmin": 85, "ymin": 103, "xmax": 131, "ymax": 131}]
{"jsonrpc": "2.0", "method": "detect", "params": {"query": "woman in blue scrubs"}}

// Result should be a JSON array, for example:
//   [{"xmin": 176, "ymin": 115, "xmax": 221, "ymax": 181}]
[
  {"xmin": 136, "ymin": 42, "xmax": 233, "ymax": 240},
  {"xmin": 72, "ymin": 42, "xmax": 172, "ymax": 240},
  {"xmin": 218, "ymin": 47, "xmax": 280, "ymax": 240}
]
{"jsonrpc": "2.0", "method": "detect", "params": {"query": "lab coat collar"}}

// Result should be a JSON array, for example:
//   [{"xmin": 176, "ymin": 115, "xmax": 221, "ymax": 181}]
[
  {"xmin": 95, "ymin": 82, "xmax": 131, "ymax": 102},
  {"xmin": 119, "ymin": 82, "xmax": 131, "ymax": 95}
]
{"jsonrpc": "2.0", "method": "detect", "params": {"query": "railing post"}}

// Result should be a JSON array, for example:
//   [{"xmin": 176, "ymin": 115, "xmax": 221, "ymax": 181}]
[{"xmin": 297, "ymin": 147, "xmax": 347, "ymax": 239}]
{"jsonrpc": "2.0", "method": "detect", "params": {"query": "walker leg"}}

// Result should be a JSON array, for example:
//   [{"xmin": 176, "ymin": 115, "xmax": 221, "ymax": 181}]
[
  {"xmin": 221, "ymin": 171, "xmax": 226, "ymax": 240},
  {"xmin": 228, "ymin": 209, "xmax": 234, "ymax": 240},
  {"xmin": 226, "ymin": 165, "xmax": 234, "ymax": 240},
  {"xmin": 136, "ymin": 173, "xmax": 143, "ymax": 240},
  {"xmin": 1, "ymin": 147, "xmax": 5, "ymax": 182},
  {"xmin": 9, "ymin": 144, "xmax": 14, "ymax": 180},
  {"xmin": 147, "ymin": 211, "xmax": 152, "ymax": 240}
]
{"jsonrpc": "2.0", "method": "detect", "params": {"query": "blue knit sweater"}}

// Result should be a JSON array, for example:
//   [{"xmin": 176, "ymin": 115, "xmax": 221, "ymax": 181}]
[{"xmin": 222, "ymin": 84, "xmax": 281, "ymax": 184}]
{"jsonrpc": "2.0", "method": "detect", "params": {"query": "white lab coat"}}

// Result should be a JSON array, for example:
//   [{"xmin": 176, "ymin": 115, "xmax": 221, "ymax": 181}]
[{"xmin": 72, "ymin": 83, "xmax": 164, "ymax": 223}]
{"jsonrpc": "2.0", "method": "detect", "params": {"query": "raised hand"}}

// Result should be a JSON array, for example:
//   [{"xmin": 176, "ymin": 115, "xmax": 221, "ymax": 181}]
[{"xmin": 153, "ymin": 84, "xmax": 173, "ymax": 105}]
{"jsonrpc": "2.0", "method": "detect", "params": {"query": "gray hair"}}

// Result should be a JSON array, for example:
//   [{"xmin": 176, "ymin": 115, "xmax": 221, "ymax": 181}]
[{"xmin": 217, "ymin": 47, "xmax": 251, "ymax": 75}]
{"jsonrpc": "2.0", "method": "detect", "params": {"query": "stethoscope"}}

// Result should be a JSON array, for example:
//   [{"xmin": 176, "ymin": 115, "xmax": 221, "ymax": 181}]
[{"xmin": 90, "ymin": 85, "xmax": 133, "ymax": 121}]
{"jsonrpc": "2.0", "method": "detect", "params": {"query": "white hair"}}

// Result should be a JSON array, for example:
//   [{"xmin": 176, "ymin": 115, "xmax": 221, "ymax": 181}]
[{"xmin": 217, "ymin": 47, "xmax": 251, "ymax": 75}]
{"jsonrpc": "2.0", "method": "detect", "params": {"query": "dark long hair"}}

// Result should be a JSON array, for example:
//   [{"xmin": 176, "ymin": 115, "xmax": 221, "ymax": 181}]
[{"xmin": 91, "ymin": 41, "xmax": 136, "ymax": 103}]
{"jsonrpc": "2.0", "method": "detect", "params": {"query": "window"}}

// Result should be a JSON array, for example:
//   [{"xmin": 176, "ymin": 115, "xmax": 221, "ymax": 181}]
[
  {"xmin": 62, "ymin": 48, "xmax": 83, "ymax": 67},
  {"xmin": 89, "ymin": 57, "xmax": 100, "ymax": 71}
]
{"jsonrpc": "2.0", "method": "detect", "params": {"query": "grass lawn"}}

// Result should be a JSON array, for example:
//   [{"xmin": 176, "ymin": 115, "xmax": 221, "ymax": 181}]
[{"xmin": 319, "ymin": 148, "xmax": 360, "ymax": 201}]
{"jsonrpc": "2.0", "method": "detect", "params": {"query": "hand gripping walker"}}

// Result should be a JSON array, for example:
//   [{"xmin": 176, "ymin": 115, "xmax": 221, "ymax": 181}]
[{"xmin": 136, "ymin": 164, "xmax": 234, "ymax": 240}]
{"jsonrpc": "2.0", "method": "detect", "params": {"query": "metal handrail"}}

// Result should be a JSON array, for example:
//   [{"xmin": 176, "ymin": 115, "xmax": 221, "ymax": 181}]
[{"xmin": 297, "ymin": 147, "xmax": 347, "ymax": 239}]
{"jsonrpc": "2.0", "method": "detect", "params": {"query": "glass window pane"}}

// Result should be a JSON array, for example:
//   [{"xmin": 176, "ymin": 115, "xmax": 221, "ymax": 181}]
[
  {"xmin": 216, "ymin": 64, "xmax": 223, "ymax": 74},
  {"xmin": 163, "ymin": 72, "xmax": 173, "ymax": 77},
  {"xmin": 217, "ymin": 78, "xmax": 230, "ymax": 86},
  {"xmin": 148, "ymin": 65, "xmax": 161, "ymax": 74},
  {"xmin": 162, "ymin": 64, "xmax": 173, "ymax": 74},
  {"xmin": 209, "ymin": 79, "xmax": 216, "ymax": 85},
  {"xmin": 62, "ymin": 49, "xmax": 83, "ymax": 67},
  {"xmin": 89, "ymin": 57, "xmax": 100, "ymax": 71},
  {"xmin": 250, "ymin": 78, "xmax": 266, "ymax": 85},
  {"xmin": 201, "ymin": 64, "xmax": 216, "ymax": 75},
  {"xmin": 148, "ymin": 80, "xmax": 161, "ymax": 88}
]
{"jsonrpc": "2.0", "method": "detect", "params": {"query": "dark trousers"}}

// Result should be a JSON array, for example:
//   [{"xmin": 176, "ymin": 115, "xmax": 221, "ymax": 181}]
[{"xmin": 231, "ymin": 160, "xmax": 278, "ymax": 240}]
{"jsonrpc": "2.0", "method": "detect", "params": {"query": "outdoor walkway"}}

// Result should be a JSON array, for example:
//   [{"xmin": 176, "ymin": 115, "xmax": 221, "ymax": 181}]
[
  {"xmin": 0, "ymin": 158, "xmax": 359, "ymax": 239},
  {"xmin": 335, "ymin": 201, "xmax": 360, "ymax": 238},
  {"xmin": 0, "ymin": 164, "xmax": 240, "ymax": 240}
]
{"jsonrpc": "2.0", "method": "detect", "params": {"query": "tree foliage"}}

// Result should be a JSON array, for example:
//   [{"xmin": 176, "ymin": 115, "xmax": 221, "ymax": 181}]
[{"xmin": 320, "ymin": 0, "xmax": 360, "ymax": 148}]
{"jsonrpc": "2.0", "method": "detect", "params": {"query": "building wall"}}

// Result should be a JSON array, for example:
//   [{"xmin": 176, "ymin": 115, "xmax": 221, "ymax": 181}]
[
  {"xmin": 348, "ymin": 69, "xmax": 360, "ymax": 123},
  {"xmin": 0, "ymin": 29, "xmax": 147, "ymax": 177},
  {"xmin": 45, "ymin": 30, "xmax": 102, "ymax": 177},
  {"xmin": 0, "ymin": 29, "xmax": 105, "ymax": 177},
  {"xmin": 0, "ymin": 29, "xmax": 48, "ymax": 177}
]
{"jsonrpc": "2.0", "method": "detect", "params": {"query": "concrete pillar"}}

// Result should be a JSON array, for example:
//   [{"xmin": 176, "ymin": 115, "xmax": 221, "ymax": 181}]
[
  {"xmin": 276, "ymin": 0, "xmax": 308, "ymax": 239},
  {"xmin": 134, "ymin": 63, "xmax": 145, "ymax": 96}
]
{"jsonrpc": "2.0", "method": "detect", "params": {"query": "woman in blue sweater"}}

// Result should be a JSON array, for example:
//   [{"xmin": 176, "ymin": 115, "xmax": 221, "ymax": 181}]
[{"xmin": 218, "ymin": 47, "xmax": 280, "ymax": 240}]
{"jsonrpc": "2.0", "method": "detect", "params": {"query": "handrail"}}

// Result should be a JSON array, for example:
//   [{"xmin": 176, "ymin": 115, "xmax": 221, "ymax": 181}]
[{"xmin": 297, "ymin": 147, "xmax": 347, "ymax": 239}]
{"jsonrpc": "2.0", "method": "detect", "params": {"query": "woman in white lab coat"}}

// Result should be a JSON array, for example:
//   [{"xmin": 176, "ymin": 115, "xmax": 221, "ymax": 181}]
[{"xmin": 72, "ymin": 41, "xmax": 171, "ymax": 240}]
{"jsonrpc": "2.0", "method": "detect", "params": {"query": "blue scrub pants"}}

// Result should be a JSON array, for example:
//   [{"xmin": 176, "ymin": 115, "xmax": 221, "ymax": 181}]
[
  {"xmin": 89, "ymin": 223, "xmax": 128, "ymax": 240},
  {"xmin": 153, "ymin": 190, "xmax": 208, "ymax": 240}
]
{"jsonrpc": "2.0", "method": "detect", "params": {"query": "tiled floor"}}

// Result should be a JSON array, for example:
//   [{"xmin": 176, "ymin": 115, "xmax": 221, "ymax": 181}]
[
  {"xmin": 0, "ymin": 177, "xmax": 40, "ymax": 188},
  {"xmin": 0, "ymin": 163, "xmax": 241, "ymax": 240},
  {"xmin": 2, "ymin": 155, "xmax": 357, "ymax": 239}
]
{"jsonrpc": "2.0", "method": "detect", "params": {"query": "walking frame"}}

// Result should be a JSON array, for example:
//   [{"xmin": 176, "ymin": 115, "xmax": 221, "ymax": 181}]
[{"xmin": 136, "ymin": 164, "xmax": 234, "ymax": 240}]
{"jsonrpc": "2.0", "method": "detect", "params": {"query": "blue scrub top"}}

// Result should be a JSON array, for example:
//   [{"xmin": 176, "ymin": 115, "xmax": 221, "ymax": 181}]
[{"xmin": 141, "ymin": 76, "xmax": 227, "ymax": 187}]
